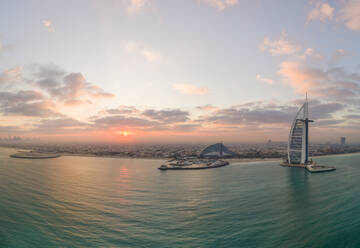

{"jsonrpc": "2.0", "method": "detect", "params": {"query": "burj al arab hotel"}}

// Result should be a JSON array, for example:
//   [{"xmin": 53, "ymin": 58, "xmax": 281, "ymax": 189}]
[{"xmin": 281, "ymin": 95, "xmax": 336, "ymax": 173}]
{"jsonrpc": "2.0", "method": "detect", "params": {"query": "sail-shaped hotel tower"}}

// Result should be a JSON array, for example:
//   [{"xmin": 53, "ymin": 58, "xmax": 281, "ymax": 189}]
[
  {"xmin": 287, "ymin": 95, "xmax": 313, "ymax": 165},
  {"xmin": 282, "ymin": 95, "xmax": 336, "ymax": 172}
]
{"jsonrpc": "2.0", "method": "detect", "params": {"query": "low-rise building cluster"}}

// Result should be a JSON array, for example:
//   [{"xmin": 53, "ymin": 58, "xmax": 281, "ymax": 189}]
[{"xmin": 1, "ymin": 139, "xmax": 360, "ymax": 159}]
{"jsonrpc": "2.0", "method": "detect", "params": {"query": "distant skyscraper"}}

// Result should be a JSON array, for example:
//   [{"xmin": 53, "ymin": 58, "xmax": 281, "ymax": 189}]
[{"xmin": 341, "ymin": 137, "xmax": 346, "ymax": 146}]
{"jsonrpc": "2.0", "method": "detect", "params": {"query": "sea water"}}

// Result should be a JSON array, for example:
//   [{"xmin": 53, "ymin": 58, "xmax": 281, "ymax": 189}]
[{"xmin": 1, "ymin": 147, "xmax": 360, "ymax": 247}]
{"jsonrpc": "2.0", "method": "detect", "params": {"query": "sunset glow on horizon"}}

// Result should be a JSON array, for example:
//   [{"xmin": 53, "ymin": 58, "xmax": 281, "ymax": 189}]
[{"xmin": 1, "ymin": 0, "xmax": 360, "ymax": 143}]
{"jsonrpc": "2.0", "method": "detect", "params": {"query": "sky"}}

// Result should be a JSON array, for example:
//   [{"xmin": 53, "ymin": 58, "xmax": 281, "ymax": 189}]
[{"xmin": 0, "ymin": 0, "xmax": 360, "ymax": 143}]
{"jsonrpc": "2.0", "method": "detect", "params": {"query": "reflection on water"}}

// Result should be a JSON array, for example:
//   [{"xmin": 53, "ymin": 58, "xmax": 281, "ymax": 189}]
[
  {"xmin": 286, "ymin": 168, "xmax": 310, "ymax": 206},
  {"xmin": 1, "ymin": 147, "xmax": 360, "ymax": 247}
]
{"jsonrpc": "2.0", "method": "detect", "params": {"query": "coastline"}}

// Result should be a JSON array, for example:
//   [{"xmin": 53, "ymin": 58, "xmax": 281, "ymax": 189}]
[
  {"xmin": 225, "ymin": 158, "xmax": 280, "ymax": 164},
  {"xmin": 60, "ymin": 153, "xmax": 165, "ymax": 161},
  {"xmin": 313, "ymin": 152, "xmax": 360, "ymax": 159},
  {"xmin": 3, "ymin": 146, "xmax": 360, "ymax": 162}
]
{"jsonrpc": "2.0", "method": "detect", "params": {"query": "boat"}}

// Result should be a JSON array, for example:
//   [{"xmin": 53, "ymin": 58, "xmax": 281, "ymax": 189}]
[
  {"xmin": 158, "ymin": 159, "xmax": 229, "ymax": 170},
  {"xmin": 281, "ymin": 94, "xmax": 336, "ymax": 173},
  {"xmin": 306, "ymin": 163, "xmax": 336, "ymax": 173}
]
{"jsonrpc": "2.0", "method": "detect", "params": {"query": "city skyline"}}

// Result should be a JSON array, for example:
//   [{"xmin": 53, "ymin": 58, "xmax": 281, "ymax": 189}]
[{"xmin": 1, "ymin": 0, "xmax": 360, "ymax": 143}]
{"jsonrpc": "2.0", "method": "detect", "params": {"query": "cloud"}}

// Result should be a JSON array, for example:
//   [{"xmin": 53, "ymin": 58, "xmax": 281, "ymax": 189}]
[
  {"xmin": 173, "ymin": 83, "xmax": 209, "ymax": 95},
  {"xmin": 199, "ymin": 0, "xmax": 238, "ymax": 11},
  {"xmin": 92, "ymin": 115, "xmax": 155, "ymax": 129},
  {"xmin": 203, "ymin": 100, "xmax": 343, "ymax": 126},
  {"xmin": 57, "ymin": 73, "xmax": 86, "ymax": 100},
  {"xmin": 0, "ymin": 90, "xmax": 61, "ymax": 117},
  {"xmin": 142, "ymin": 109, "xmax": 189, "ymax": 123},
  {"xmin": 278, "ymin": 60, "xmax": 360, "ymax": 99},
  {"xmin": 124, "ymin": 42, "xmax": 161, "ymax": 63},
  {"xmin": 256, "ymin": 74, "xmax": 273, "ymax": 84},
  {"xmin": 196, "ymin": 104, "xmax": 219, "ymax": 111},
  {"xmin": 0, "ymin": 97, "xmax": 350, "ymax": 140},
  {"xmin": 303, "ymin": 48, "xmax": 314, "ymax": 58},
  {"xmin": 0, "ymin": 90, "xmax": 44, "ymax": 104},
  {"xmin": 297, "ymin": 48, "xmax": 323, "ymax": 60},
  {"xmin": 260, "ymin": 31, "xmax": 301, "ymax": 56},
  {"xmin": 34, "ymin": 117, "xmax": 89, "ymax": 132},
  {"xmin": 172, "ymin": 124, "xmax": 201, "ymax": 132},
  {"xmin": 307, "ymin": 1, "xmax": 334, "ymax": 23},
  {"xmin": 343, "ymin": 114, "xmax": 360, "ymax": 119},
  {"xmin": 91, "ymin": 92, "xmax": 115, "ymax": 99},
  {"xmin": 313, "ymin": 119, "xmax": 345, "ymax": 127},
  {"xmin": 329, "ymin": 49, "xmax": 349, "ymax": 65},
  {"xmin": 305, "ymin": 0, "xmax": 360, "ymax": 32},
  {"xmin": 0, "ymin": 125, "xmax": 22, "ymax": 133},
  {"xmin": 127, "ymin": 0, "xmax": 151, "ymax": 15},
  {"xmin": 32, "ymin": 64, "xmax": 65, "ymax": 79},
  {"xmin": 33, "ymin": 66, "xmax": 114, "ymax": 105},
  {"xmin": 2, "ymin": 101, "xmax": 60, "ymax": 117},
  {"xmin": 0, "ymin": 64, "xmax": 114, "ymax": 122},
  {"xmin": 308, "ymin": 100, "xmax": 344, "ymax": 119},
  {"xmin": 339, "ymin": 0, "xmax": 360, "ymax": 31},
  {"xmin": 89, "ymin": 106, "xmax": 201, "ymax": 134},
  {"xmin": 104, "ymin": 106, "xmax": 139, "ymax": 115},
  {"xmin": 85, "ymin": 84, "xmax": 115, "ymax": 99},
  {"xmin": 205, "ymin": 105, "xmax": 296, "ymax": 125},
  {"xmin": 0, "ymin": 67, "xmax": 23, "ymax": 88},
  {"xmin": 90, "ymin": 112, "xmax": 201, "ymax": 133},
  {"xmin": 278, "ymin": 61, "xmax": 323, "ymax": 93},
  {"xmin": 42, "ymin": 20, "xmax": 55, "ymax": 32}
]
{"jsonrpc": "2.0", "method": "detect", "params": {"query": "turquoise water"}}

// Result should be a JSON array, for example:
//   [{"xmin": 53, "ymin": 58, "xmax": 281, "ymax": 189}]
[{"xmin": 1, "ymin": 147, "xmax": 360, "ymax": 247}]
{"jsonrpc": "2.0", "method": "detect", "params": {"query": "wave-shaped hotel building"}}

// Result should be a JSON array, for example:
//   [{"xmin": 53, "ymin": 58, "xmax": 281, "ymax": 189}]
[{"xmin": 199, "ymin": 143, "xmax": 236, "ymax": 158}]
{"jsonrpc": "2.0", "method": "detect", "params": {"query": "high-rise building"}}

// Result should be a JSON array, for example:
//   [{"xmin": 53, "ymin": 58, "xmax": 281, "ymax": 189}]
[
  {"xmin": 341, "ymin": 137, "xmax": 346, "ymax": 146},
  {"xmin": 288, "ymin": 97, "xmax": 313, "ymax": 164}
]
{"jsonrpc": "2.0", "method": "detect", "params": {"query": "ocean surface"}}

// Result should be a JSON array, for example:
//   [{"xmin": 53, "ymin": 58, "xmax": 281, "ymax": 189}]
[{"xmin": 1, "ymin": 147, "xmax": 360, "ymax": 248}]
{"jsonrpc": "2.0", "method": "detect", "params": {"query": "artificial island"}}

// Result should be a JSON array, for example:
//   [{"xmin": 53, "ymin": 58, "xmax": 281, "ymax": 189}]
[
  {"xmin": 10, "ymin": 151, "xmax": 61, "ymax": 159},
  {"xmin": 158, "ymin": 143, "xmax": 232, "ymax": 170}
]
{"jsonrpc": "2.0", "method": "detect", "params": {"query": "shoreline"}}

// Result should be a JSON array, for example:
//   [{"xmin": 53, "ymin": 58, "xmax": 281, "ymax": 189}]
[
  {"xmin": 3, "ymin": 146, "xmax": 360, "ymax": 162},
  {"xmin": 60, "ymin": 153, "xmax": 165, "ymax": 161},
  {"xmin": 225, "ymin": 158, "xmax": 280, "ymax": 164},
  {"xmin": 313, "ymin": 152, "xmax": 360, "ymax": 159}
]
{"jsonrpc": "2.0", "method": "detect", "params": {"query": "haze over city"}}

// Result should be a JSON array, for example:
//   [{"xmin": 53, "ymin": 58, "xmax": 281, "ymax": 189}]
[{"xmin": 1, "ymin": 0, "xmax": 360, "ymax": 143}]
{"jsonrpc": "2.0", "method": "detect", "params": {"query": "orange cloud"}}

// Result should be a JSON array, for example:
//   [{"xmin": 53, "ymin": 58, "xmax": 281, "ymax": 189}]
[
  {"xmin": 256, "ymin": 74, "xmax": 273, "ymax": 84},
  {"xmin": 260, "ymin": 31, "xmax": 301, "ymax": 56},
  {"xmin": 173, "ymin": 83, "xmax": 208, "ymax": 95},
  {"xmin": 0, "ymin": 66, "xmax": 23, "ymax": 86},
  {"xmin": 278, "ymin": 61, "xmax": 323, "ymax": 93},
  {"xmin": 278, "ymin": 60, "xmax": 360, "ymax": 100},
  {"xmin": 307, "ymin": 1, "xmax": 334, "ymax": 23},
  {"xmin": 339, "ymin": 0, "xmax": 360, "ymax": 31},
  {"xmin": 197, "ymin": 104, "xmax": 219, "ymax": 112},
  {"xmin": 124, "ymin": 42, "xmax": 161, "ymax": 63}
]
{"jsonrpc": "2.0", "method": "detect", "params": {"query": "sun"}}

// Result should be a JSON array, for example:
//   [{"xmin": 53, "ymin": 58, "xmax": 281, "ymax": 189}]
[{"xmin": 114, "ymin": 131, "xmax": 132, "ymax": 137}]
